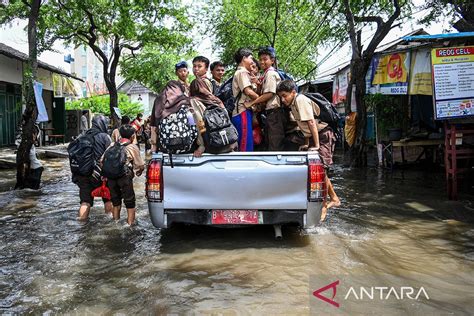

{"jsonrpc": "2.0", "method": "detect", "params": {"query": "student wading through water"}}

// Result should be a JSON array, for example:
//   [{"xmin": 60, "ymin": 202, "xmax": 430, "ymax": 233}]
[{"xmin": 69, "ymin": 115, "xmax": 113, "ymax": 220}]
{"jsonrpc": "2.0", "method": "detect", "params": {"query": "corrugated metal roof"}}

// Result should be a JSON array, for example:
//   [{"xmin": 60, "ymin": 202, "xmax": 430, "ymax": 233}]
[
  {"xmin": 403, "ymin": 32, "xmax": 474, "ymax": 41},
  {"xmin": 0, "ymin": 42, "xmax": 83, "ymax": 82}
]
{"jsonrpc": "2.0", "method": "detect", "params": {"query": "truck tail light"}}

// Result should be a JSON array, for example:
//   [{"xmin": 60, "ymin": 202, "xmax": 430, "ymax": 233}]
[
  {"xmin": 146, "ymin": 159, "xmax": 163, "ymax": 202},
  {"xmin": 308, "ymin": 158, "xmax": 326, "ymax": 202}
]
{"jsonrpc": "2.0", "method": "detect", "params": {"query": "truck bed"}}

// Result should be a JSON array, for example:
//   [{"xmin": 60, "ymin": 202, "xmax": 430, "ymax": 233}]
[{"xmin": 146, "ymin": 152, "xmax": 324, "ymax": 229}]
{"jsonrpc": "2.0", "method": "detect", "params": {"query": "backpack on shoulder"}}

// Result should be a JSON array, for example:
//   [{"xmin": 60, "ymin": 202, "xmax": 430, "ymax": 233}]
[
  {"xmin": 303, "ymin": 92, "xmax": 342, "ymax": 142},
  {"xmin": 101, "ymin": 141, "xmax": 131, "ymax": 180},
  {"xmin": 203, "ymin": 105, "xmax": 238, "ymax": 148},
  {"xmin": 276, "ymin": 69, "xmax": 299, "ymax": 92},
  {"xmin": 158, "ymin": 105, "xmax": 198, "ymax": 154},
  {"xmin": 67, "ymin": 130, "xmax": 99, "ymax": 176},
  {"xmin": 215, "ymin": 77, "xmax": 240, "ymax": 116}
]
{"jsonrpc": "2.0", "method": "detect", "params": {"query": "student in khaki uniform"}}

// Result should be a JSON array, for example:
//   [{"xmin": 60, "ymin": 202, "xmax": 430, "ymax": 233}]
[
  {"xmin": 245, "ymin": 47, "xmax": 285, "ymax": 151},
  {"xmin": 277, "ymin": 79, "xmax": 341, "ymax": 223},
  {"xmin": 103, "ymin": 124, "xmax": 145, "ymax": 226},
  {"xmin": 175, "ymin": 61, "xmax": 190, "ymax": 96},
  {"xmin": 231, "ymin": 48, "xmax": 259, "ymax": 151}
]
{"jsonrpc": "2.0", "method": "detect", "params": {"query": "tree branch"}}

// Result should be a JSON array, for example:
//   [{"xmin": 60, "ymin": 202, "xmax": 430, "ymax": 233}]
[
  {"xmin": 343, "ymin": 0, "xmax": 360, "ymax": 59},
  {"xmin": 272, "ymin": 0, "xmax": 279, "ymax": 47},
  {"xmin": 354, "ymin": 15, "xmax": 383, "ymax": 28},
  {"xmin": 234, "ymin": 15, "xmax": 272, "ymax": 46},
  {"xmin": 21, "ymin": 0, "xmax": 31, "ymax": 8},
  {"xmin": 122, "ymin": 43, "xmax": 143, "ymax": 51},
  {"xmin": 109, "ymin": 35, "xmax": 122, "ymax": 79},
  {"xmin": 364, "ymin": 0, "xmax": 401, "ymax": 58}
]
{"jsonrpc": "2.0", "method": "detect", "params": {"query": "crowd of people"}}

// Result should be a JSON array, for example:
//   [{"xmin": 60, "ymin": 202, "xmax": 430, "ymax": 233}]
[{"xmin": 70, "ymin": 46, "xmax": 340, "ymax": 225}]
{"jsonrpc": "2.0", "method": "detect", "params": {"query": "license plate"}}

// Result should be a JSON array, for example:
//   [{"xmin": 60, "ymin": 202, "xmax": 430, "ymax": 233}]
[{"xmin": 211, "ymin": 210, "xmax": 260, "ymax": 224}]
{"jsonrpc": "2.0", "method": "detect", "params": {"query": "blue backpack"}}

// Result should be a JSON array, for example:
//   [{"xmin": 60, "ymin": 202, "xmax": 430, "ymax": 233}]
[{"xmin": 276, "ymin": 69, "xmax": 298, "ymax": 92}]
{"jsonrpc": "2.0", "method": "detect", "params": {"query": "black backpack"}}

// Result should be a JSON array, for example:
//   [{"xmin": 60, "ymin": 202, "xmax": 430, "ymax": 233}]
[
  {"xmin": 215, "ymin": 77, "xmax": 240, "ymax": 116},
  {"xmin": 67, "ymin": 130, "xmax": 99, "ymax": 176},
  {"xmin": 304, "ymin": 92, "xmax": 342, "ymax": 142},
  {"xmin": 203, "ymin": 105, "xmax": 239, "ymax": 148},
  {"xmin": 101, "ymin": 141, "xmax": 130, "ymax": 179},
  {"xmin": 158, "ymin": 105, "xmax": 198, "ymax": 154}
]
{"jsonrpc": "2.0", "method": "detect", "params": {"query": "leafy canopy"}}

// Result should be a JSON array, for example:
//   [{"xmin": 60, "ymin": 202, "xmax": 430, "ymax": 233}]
[
  {"xmin": 204, "ymin": 0, "xmax": 338, "ymax": 80},
  {"xmin": 120, "ymin": 45, "xmax": 195, "ymax": 93},
  {"xmin": 66, "ymin": 93, "xmax": 142, "ymax": 117}
]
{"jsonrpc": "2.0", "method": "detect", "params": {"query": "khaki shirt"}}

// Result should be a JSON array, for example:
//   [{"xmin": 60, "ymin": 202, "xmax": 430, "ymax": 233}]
[
  {"xmin": 290, "ymin": 94, "xmax": 328, "ymax": 137},
  {"xmin": 232, "ymin": 66, "xmax": 253, "ymax": 116},
  {"xmin": 261, "ymin": 69, "xmax": 281, "ymax": 110},
  {"xmin": 124, "ymin": 143, "xmax": 145, "ymax": 173}
]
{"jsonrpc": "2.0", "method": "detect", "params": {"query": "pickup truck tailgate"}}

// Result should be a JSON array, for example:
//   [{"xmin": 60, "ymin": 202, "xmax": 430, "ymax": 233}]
[{"xmin": 162, "ymin": 153, "xmax": 308, "ymax": 210}]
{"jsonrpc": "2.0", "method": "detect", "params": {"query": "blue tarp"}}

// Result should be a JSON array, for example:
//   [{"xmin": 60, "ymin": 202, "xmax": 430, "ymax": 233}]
[{"xmin": 403, "ymin": 32, "xmax": 474, "ymax": 41}]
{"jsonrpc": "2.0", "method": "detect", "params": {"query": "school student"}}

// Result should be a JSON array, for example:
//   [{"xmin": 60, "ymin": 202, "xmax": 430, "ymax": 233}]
[
  {"xmin": 276, "ymin": 79, "xmax": 341, "ymax": 222},
  {"xmin": 245, "ymin": 47, "xmax": 285, "ymax": 151},
  {"xmin": 250, "ymin": 57, "xmax": 261, "ymax": 89},
  {"xmin": 102, "ymin": 124, "xmax": 145, "ymax": 226},
  {"xmin": 111, "ymin": 115, "xmax": 131, "ymax": 142},
  {"xmin": 192, "ymin": 56, "xmax": 213, "ymax": 93},
  {"xmin": 70, "ymin": 115, "xmax": 113, "ymax": 221},
  {"xmin": 231, "ymin": 48, "xmax": 259, "ymax": 151},
  {"xmin": 175, "ymin": 61, "xmax": 190, "ymax": 96},
  {"xmin": 210, "ymin": 61, "xmax": 225, "ymax": 94}
]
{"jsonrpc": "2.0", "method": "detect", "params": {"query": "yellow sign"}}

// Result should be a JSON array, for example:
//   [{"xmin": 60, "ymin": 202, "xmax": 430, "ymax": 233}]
[{"xmin": 372, "ymin": 53, "xmax": 409, "ymax": 85}]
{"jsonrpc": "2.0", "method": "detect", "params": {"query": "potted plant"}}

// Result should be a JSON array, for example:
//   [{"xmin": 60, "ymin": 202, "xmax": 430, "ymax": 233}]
[{"xmin": 366, "ymin": 94, "xmax": 405, "ymax": 141}]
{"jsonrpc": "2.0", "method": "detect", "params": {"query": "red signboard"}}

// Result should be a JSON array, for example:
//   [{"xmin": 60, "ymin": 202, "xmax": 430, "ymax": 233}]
[{"xmin": 435, "ymin": 47, "xmax": 473, "ymax": 58}]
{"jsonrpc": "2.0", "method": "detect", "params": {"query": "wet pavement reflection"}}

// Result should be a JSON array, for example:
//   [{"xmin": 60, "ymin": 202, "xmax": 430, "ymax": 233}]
[{"xmin": 0, "ymin": 158, "xmax": 473, "ymax": 314}]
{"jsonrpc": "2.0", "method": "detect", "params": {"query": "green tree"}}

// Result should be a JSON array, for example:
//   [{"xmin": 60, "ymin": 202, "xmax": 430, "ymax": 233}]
[
  {"xmin": 420, "ymin": 0, "xmax": 473, "ymax": 32},
  {"xmin": 0, "ymin": 0, "xmax": 46, "ymax": 189},
  {"xmin": 205, "ymin": 0, "xmax": 337, "ymax": 79},
  {"xmin": 120, "ymin": 45, "xmax": 194, "ymax": 93},
  {"xmin": 66, "ymin": 93, "xmax": 142, "ymax": 118},
  {"xmin": 44, "ymin": 0, "xmax": 190, "ymax": 125}
]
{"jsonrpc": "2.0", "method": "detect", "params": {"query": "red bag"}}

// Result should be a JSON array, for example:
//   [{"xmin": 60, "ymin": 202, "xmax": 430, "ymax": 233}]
[
  {"xmin": 91, "ymin": 180, "xmax": 111, "ymax": 200},
  {"xmin": 253, "ymin": 124, "xmax": 263, "ymax": 145}
]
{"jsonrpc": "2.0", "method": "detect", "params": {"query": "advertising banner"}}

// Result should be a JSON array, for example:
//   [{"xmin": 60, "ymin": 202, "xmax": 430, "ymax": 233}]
[
  {"xmin": 431, "ymin": 46, "xmax": 474, "ymax": 119},
  {"xmin": 409, "ymin": 49, "xmax": 432, "ymax": 95},
  {"xmin": 368, "ymin": 52, "xmax": 410, "ymax": 95},
  {"xmin": 332, "ymin": 68, "xmax": 350, "ymax": 104}
]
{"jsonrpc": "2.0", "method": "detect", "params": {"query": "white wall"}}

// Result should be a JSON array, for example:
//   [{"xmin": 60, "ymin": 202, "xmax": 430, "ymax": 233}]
[
  {"xmin": 130, "ymin": 92, "xmax": 149, "ymax": 116},
  {"xmin": 0, "ymin": 54, "xmax": 57, "ymax": 91},
  {"xmin": 0, "ymin": 55, "xmax": 23, "ymax": 84}
]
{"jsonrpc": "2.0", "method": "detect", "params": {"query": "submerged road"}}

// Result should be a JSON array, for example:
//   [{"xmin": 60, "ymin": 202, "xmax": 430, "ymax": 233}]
[{"xmin": 0, "ymin": 157, "xmax": 473, "ymax": 314}]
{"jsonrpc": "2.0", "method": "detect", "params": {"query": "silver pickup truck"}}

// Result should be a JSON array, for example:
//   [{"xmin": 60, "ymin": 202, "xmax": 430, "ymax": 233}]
[{"xmin": 145, "ymin": 152, "xmax": 326, "ymax": 237}]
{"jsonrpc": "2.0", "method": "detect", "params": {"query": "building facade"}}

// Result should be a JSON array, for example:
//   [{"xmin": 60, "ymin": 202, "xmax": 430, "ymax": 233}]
[{"xmin": 0, "ymin": 43, "xmax": 82, "ymax": 147}]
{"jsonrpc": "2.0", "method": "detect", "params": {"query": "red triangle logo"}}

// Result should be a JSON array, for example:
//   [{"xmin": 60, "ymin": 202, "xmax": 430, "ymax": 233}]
[{"xmin": 312, "ymin": 280, "xmax": 340, "ymax": 308}]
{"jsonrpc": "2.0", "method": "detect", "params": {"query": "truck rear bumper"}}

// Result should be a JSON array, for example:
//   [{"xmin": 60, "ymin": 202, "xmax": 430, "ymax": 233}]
[{"xmin": 148, "ymin": 202, "xmax": 322, "ymax": 229}]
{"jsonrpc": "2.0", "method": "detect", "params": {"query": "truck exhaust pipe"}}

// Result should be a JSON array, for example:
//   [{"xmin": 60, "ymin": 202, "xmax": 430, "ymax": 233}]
[{"xmin": 274, "ymin": 225, "xmax": 282, "ymax": 240}]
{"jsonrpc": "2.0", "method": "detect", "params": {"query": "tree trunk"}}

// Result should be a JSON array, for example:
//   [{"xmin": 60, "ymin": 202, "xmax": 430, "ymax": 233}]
[
  {"xmin": 104, "ymin": 75, "xmax": 119, "ymax": 127},
  {"xmin": 16, "ymin": 0, "xmax": 41, "ymax": 189},
  {"xmin": 347, "ymin": 58, "xmax": 370, "ymax": 167}
]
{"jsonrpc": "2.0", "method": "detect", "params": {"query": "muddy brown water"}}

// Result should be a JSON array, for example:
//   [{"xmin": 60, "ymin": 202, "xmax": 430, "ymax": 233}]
[{"xmin": 0, "ymin": 158, "xmax": 473, "ymax": 315}]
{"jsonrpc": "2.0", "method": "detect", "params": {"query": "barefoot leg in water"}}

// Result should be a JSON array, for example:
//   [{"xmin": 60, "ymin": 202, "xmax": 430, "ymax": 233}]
[{"xmin": 320, "ymin": 177, "xmax": 341, "ymax": 222}]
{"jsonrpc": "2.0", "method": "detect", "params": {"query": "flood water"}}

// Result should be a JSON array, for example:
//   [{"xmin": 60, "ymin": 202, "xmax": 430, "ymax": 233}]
[{"xmin": 0, "ymin": 156, "xmax": 473, "ymax": 315}]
